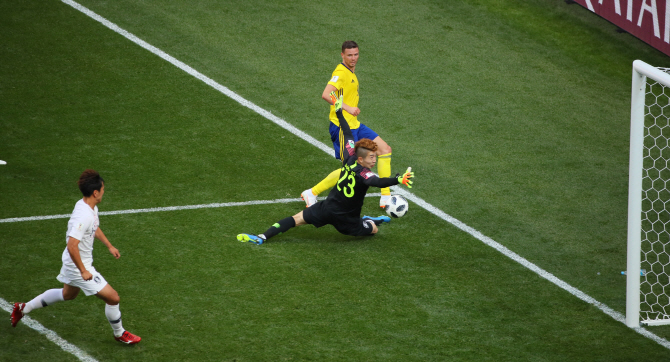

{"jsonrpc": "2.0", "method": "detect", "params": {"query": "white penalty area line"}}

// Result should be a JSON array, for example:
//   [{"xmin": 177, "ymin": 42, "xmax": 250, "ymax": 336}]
[
  {"xmin": 0, "ymin": 194, "xmax": 382, "ymax": 224},
  {"xmin": 0, "ymin": 298, "xmax": 98, "ymax": 362},
  {"xmin": 55, "ymin": 0, "xmax": 670, "ymax": 351}
]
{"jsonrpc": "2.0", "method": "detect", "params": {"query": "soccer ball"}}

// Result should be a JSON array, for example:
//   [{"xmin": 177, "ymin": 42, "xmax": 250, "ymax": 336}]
[{"xmin": 385, "ymin": 195, "xmax": 409, "ymax": 218}]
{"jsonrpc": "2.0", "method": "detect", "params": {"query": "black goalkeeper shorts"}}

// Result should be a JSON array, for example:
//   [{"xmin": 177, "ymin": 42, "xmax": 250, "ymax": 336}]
[{"xmin": 303, "ymin": 200, "xmax": 374, "ymax": 237}]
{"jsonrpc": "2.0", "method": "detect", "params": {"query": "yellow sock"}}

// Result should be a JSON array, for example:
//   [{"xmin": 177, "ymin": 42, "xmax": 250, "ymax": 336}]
[
  {"xmin": 378, "ymin": 152, "xmax": 392, "ymax": 196},
  {"xmin": 312, "ymin": 168, "xmax": 340, "ymax": 196}
]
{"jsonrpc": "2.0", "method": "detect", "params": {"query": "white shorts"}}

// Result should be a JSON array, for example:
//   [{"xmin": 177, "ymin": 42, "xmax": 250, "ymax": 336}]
[{"xmin": 57, "ymin": 264, "xmax": 108, "ymax": 296}]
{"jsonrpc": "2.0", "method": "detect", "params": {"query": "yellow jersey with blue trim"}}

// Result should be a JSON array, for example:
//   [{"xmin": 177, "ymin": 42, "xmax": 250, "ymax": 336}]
[{"xmin": 327, "ymin": 63, "xmax": 360, "ymax": 129}]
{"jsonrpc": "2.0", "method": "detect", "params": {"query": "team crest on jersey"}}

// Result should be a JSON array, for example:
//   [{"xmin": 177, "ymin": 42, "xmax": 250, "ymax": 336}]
[
  {"xmin": 330, "ymin": 75, "xmax": 339, "ymax": 82},
  {"xmin": 345, "ymin": 140, "xmax": 355, "ymax": 156}
]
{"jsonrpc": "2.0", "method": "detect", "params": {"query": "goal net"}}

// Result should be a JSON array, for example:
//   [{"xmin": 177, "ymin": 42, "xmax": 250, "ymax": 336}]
[{"xmin": 627, "ymin": 60, "xmax": 670, "ymax": 327}]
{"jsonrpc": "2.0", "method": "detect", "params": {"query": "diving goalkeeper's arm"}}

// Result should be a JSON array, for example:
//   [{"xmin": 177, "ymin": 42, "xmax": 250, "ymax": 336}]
[{"xmin": 331, "ymin": 92, "xmax": 414, "ymax": 189}]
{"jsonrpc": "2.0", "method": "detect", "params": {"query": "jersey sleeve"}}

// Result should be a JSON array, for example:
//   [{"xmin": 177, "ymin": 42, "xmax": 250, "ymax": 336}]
[
  {"xmin": 336, "ymin": 108, "xmax": 356, "ymax": 165},
  {"xmin": 357, "ymin": 169, "xmax": 400, "ymax": 188},
  {"xmin": 327, "ymin": 68, "xmax": 346, "ymax": 90},
  {"xmin": 67, "ymin": 214, "xmax": 90, "ymax": 241}
]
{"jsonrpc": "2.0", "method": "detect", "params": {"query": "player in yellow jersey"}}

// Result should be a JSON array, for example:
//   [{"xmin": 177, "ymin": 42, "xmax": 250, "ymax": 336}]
[{"xmin": 301, "ymin": 41, "xmax": 393, "ymax": 208}]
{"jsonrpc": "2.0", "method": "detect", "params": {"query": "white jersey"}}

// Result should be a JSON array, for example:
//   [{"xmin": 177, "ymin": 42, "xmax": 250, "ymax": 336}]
[{"xmin": 62, "ymin": 199, "xmax": 99, "ymax": 269}]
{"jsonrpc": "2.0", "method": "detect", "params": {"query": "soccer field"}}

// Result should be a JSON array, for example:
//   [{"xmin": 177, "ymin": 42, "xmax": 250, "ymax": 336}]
[{"xmin": 2, "ymin": 0, "xmax": 670, "ymax": 360}]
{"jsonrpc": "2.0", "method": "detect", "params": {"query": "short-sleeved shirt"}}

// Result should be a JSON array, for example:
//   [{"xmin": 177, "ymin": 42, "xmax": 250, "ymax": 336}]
[
  {"xmin": 61, "ymin": 199, "xmax": 99, "ymax": 269},
  {"xmin": 327, "ymin": 63, "xmax": 360, "ymax": 129}
]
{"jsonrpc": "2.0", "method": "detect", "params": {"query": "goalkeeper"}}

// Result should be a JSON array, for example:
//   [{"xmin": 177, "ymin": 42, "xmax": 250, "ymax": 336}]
[{"xmin": 237, "ymin": 93, "xmax": 414, "ymax": 244}]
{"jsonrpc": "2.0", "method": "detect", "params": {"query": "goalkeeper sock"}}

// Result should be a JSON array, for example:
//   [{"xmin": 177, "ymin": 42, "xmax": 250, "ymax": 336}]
[
  {"xmin": 261, "ymin": 217, "xmax": 296, "ymax": 240},
  {"xmin": 311, "ymin": 169, "xmax": 340, "ymax": 196},
  {"xmin": 377, "ymin": 152, "xmax": 392, "ymax": 196}
]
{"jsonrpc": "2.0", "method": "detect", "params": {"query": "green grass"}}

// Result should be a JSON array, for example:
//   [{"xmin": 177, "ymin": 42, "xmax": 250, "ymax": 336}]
[{"xmin": 2, "ymin": 0, "xmax": 670, "ymax": 360}]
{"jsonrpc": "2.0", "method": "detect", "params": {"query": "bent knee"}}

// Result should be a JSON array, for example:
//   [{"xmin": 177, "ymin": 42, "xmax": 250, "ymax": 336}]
[
  {"xmin": 378, "ymin": 144, "xmax": 392, "ymax": 155},
  {"xmin": 63, "ymin": 294, "xmax": 76, "ymax": 301},
  {"xmin": 63, "ymin": 291, "xmax": 78, "ymax": 301},
  {"xmin": 109, "ymin": 293, "xmax": 120, "ymax": 305},
  {"xmin": 106, "ymin": 290, "xmax": 121, "ymax": 305}
]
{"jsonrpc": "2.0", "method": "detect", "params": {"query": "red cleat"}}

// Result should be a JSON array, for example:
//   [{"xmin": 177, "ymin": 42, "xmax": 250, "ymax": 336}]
[
  {"xmin": 11, "ymin": 303, "xmax": 25, "ymax": 327},
  {"xmin": 115, "ymin": 330, "xmax": 141, "ymax": 345}
]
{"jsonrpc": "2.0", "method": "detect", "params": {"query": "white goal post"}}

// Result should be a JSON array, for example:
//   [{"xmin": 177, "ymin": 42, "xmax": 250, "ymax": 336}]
[{"xmin": 627, "ymin": 60, "xmax": 670, "ymax": 327}]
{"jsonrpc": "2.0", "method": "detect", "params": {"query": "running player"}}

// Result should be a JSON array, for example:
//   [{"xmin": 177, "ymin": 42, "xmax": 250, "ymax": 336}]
[
  {"xmin": 301, "ymin": 40, "xmax": 394, "ymax": 209},
  {"xmin": 238, "ymin": 93, "xmax": 413, "ymax": 244},
  {"xmin": 11, "ymin": 170, "xmax": 141, "ymax": 345}
]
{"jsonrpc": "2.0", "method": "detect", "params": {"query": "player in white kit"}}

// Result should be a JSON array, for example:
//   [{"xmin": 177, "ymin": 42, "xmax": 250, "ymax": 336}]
[{"xmin": 11, "ymin": 169, "xmax": 141, "ymax": 344}]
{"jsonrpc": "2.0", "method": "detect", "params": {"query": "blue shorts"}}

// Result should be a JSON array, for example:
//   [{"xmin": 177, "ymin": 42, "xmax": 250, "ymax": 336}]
[{"xmin": 329, "ymin": 122, "xmax": 379, "ymax": 160}]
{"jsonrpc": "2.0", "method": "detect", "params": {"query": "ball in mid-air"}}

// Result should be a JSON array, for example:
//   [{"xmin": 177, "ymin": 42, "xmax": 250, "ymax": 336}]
[{"xmin": 385, "ymin": 195, "xmax": 409, "ymax": 218}]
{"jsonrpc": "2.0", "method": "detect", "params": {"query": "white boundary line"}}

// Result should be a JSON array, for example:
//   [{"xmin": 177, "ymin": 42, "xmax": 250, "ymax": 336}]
[
  {"xmin": 7, "ymin": 0, "xmax": 665, "ymax": 353},
  {"xmin": 0, "ymin": 299, "xmax": 98, "ymax": 362},
  {"xmin": 0, "ymin": 194, "xmax": 382, "ymax": 223}
]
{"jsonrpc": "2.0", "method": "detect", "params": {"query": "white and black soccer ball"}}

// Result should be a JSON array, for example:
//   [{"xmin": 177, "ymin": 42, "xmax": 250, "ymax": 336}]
[{"xmin": 385, "ymin": 195, "xmax": 409, "ymax": 218}]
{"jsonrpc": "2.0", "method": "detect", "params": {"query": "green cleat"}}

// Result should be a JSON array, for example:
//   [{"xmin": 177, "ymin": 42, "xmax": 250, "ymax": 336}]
[{"xmin": 237, "ymin": 233, "xmax": 264, "ymax": 245}]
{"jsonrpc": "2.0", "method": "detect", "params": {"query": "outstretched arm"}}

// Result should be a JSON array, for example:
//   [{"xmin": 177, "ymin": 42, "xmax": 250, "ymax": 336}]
[
  {"xmin": 332, "ymin": 93, "xmax": 357, "ymax": 165},
  {"xmin": 322, "ymin": 84, "xmax": 360, "ymax": 116},
  {"xmin": 360, "ymin": 167, "xmax": 414, "ymax": 189}
]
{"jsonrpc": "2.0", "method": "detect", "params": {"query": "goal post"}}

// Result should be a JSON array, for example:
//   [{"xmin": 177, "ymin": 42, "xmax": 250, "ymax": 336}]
[{"xmin": 627, "ymin": 60, "xmax": 670, "ymax": 327}]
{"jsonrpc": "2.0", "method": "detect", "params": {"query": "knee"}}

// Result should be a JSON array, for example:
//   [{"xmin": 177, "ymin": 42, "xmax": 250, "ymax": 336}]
[
  {"xmin": 371, "ymin": 223, "xmax": 379, "ymax": 234},
  {"xmin": 379, "ymin": 144, "xmax": 392, "ymax": 155},
  {"xmin": 62, "ymin": 288, "xmax": 79, "ymax": 301},
  {"xmin": 110, "ymin": 293, "xmax": 120, "ymax": 305},
  {"xmin": 107, "ymin": 291, "xmax": 120, "ymax": 305}
]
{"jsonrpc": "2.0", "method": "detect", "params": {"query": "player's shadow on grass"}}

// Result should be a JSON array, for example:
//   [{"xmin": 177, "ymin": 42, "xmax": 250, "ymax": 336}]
[{"xmin": 269, "ymin": 227, "xmax": 377, "ymax": 245}]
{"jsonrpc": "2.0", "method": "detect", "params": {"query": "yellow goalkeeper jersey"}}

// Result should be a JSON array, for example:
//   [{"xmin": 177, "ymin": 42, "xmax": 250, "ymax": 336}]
[{"xmin": 327, "ymin": 63, "xmax": 360, "ymax": 129}]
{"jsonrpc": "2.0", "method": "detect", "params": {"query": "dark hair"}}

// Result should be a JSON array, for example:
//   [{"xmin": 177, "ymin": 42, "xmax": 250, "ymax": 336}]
[
  {"xmin": 78, "ymin": 169, "xmax": 104, "ymax": 197},
  {"xmin": 342, "ymin": 40, "xmax": 359, "ymax": 53}
]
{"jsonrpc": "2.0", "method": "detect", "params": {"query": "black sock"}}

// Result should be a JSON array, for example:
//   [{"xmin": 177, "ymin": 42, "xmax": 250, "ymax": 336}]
[{"xmin": 261, "ymin": 216, "xmax": 296, "ymax": 240}]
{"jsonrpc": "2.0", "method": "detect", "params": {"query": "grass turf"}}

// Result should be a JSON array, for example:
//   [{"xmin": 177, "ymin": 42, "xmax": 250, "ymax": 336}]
[{"xmin": 2, "ymin": 0, "xmax": 670, "ymax": 360}]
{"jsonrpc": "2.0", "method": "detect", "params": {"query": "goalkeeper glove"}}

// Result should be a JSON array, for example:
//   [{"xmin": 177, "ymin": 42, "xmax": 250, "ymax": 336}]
[
  {"xmin": 397, "ymin": 167, "xmax": 414, "ymax": 188},
  {"xmin": 329, "ymin": 91, "xmax": 343, "ymax": 112}
]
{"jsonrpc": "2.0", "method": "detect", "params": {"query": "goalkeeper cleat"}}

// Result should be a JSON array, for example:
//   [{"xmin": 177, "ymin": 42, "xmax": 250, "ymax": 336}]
[
  {"xmin": 237, "ymin": 233, "xmax": 264, "ymax": 245},
  {"xmin": 11, "ymin": 302, "xmax": 25, "ymax": 327},
  {"xmin": 363, "ymin": 215, "xmax": 391, "ymax": 225},
  {"xmin": 114, "ymin": 330, "xmax": 141, "ymax": 345},
  {"xmin": 301, "ymin": 188, "xmax": 317, "ymax": 208},
  {"xmin": 379, "ymin": 195, "xmax": 391, "ymax": 208}
]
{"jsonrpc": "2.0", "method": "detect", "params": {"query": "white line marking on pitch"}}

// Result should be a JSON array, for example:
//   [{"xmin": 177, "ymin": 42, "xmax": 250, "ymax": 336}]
[
  {"xmin": 41, "ymin": 0, "xmax": 669, "ymax": 351},
  {"xmin": 0, "ymin": 194, "xmax": 382, "ymax": 223},
  {"xmin": 0, "ymin": 298, "xmax": 98, "ymax": 362}
]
